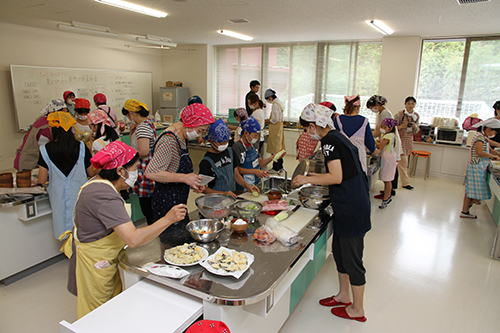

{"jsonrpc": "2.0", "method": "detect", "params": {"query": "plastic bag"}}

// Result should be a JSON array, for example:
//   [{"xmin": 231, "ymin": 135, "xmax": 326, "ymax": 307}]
[
  {"xmin": 265, "ymin": 218, "xmax": 302, "ymax": 246},
  {"xmin": 253, "ymin": 224, "xmax": 277, "ymax": 244}
]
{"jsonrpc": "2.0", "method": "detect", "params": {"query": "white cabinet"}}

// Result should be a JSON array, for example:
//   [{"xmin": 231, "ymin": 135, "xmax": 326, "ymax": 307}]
[
  {"xmin": 283, "ymin": 129, "xmax": 302, "ymax": 157},
  {"xmin": 412, "ymin": 142, "xmax": 469, "ymax": 181},
  {"xmin": 0, "ymin": 197, "xmax": 60, "ymax": 282}
]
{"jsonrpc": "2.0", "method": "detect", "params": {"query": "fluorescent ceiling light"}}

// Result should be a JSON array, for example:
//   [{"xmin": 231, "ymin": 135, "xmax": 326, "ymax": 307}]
[
  {"xmin": 365, "ymin": 20, "xmax": 394, "ymax": 35},
  {"xmin": 95, "ymin": 0, "xmax": 167, "ymax": 18},
  {"xmin": 57, "ymin": 22, "xmax": 118, "ymax": 38},
  {"xmin": 217, "ymin": 30, "xmax": 253, "ymax": 41},
  {"xmin": 125, "ymin": 44, "xmax": 170, "ymax": 49},
  {"xmin": 136, "ymin": 36, "xmax": 177, "ymax": 47}
]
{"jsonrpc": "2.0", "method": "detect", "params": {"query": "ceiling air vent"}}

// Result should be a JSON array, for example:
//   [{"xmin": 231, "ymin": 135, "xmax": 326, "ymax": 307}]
[
  {"xmin": 227, "ymin": 18, "xmax": 250, "ymax": 24},
  {"xmin": 457, "ymin": 0, "xmax": 490, "ymax": 4}
]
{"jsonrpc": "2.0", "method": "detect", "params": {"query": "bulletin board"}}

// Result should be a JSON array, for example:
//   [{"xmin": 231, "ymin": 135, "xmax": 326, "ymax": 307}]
[{"xmin": 10, "ymin": 65, "xmax": 153, "ymax": 131}]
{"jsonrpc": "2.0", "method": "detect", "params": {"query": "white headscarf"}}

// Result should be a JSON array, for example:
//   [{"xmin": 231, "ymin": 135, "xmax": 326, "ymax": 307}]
[
  {"xmin": 472, "ymin": 118, "xmax": 500, "ymax": 130},
  {"xmin": 301, "ymin": 103, "xmax": 334, "ymax": 129},
  {"xmin": 40, "ymin": 99, "xmax": 66, "ymax": 117}
]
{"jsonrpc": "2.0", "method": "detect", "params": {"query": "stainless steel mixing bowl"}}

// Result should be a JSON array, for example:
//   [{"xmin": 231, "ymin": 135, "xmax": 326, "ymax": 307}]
[
  {"xmin": 186, "ymin": 219, "xmax": 225, "ymax": 243},
  {"xmin": 299, "ymin": 186, "xmax": 330, "ymax": 210}
]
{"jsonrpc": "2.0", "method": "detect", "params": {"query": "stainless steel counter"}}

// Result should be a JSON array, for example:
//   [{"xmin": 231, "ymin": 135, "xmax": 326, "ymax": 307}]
[
  {"xmin": 0, "ymin": 192, "xmax": 48, "ymax": 209},
  {"xmin": 118, "ymin": 209, "xmax": 331, "ymax": 306}
]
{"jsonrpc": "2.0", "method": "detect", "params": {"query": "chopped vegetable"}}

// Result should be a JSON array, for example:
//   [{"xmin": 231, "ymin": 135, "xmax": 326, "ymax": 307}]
[
  {"xmin": 274, "ymin": 211, "xmax": 289, "ymax": 222},
  {"xmin": 252, "ymin": 191, "xmax": 259, "ymax": 197},
  {"xmin": 246, "ymin": 203, "xmax": 259, "ymax": 211}
]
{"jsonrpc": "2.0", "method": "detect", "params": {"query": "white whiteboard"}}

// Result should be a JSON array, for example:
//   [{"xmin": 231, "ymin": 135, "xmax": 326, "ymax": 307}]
[{"xmin": 10, "ymin": 65, "xmax": 153, "ymax": 131}]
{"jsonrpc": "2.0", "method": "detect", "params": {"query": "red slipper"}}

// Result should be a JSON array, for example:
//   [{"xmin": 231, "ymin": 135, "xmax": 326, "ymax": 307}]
[
  {"xmin": 374, "ymin": 194, "xmax": 384, "ymax": 199},
  {"xmin": 331, "ymin": 307, "xmax": 367, "ymax": 322},
  {"xmin": 319, "ymin": 296, "xmax": 352, "ymax": 307}
]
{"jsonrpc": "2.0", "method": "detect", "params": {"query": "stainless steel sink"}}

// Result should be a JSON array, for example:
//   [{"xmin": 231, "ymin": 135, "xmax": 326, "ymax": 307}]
[{"xmin": 260, "ymin": 177, "xmax": 291, "ymax": 194}]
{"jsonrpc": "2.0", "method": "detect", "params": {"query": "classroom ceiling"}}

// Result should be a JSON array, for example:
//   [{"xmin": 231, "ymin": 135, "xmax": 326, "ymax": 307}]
[{"xmin": 0, "ymin": 0, "xmax": 499, "ymax": 46}]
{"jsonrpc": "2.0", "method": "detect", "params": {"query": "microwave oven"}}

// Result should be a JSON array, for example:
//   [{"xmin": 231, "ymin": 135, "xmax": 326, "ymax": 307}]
[{"xmin": 435, "ymin": 127, "xmax": 464, "ymax": 145}]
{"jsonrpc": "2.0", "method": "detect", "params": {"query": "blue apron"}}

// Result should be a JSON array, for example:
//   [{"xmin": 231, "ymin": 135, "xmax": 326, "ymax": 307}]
[
  {"xmin": 40, "ymin": 141, "xmax": 88, "ymax": 239},
  {"xmin": 201, "ymin": 147, "xmax": 235, "ymax": 192},
  {"xmin": 236, "ymin": 140, "xmax": 260, "ymax": 191},
  {"xmin": 325, "ymin": 130, "xmax": 371, "ymax": 238},
  {"xmin": 152, "ymin": 131, "xmax": 192, "ymax": 244}
]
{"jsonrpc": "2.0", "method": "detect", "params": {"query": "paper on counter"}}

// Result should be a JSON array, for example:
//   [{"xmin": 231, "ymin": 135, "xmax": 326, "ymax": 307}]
[{"xmin": 143, "ymin": 263, "xmax": 190, "ymax": 279}]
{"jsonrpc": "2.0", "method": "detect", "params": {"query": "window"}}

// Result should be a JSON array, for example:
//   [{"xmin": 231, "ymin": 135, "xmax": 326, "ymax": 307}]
[
  {"xmin": 321, "ymin": 42, "xmax": 382, "ymax": 123},
  {"xmin": 416, "ymin": 37, "xmax": 500, "ymax": 125},
  {"xmin": 214, "ymin": 41, "xmax": 383, "ymax": 120},
  {"xmin": 264, "ymin": 43, "xmax": 317, "ymax": 119},
  {"xmin": 215, "ymin": 46, "xmax": 262, "ymax": 115}
]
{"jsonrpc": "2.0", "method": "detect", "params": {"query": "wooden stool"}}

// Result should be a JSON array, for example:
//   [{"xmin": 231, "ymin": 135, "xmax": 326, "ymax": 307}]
[{"xmin": 410, "ymin": 150, "xmax": 431, "ymax": 180}]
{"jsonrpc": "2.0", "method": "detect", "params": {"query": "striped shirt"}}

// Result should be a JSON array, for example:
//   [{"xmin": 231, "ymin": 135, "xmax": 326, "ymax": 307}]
[
  {"xmin": 146, "ymin": 131, "xmax": 185, "ymax": 174},
  {"xmin": 131, "ymin": 120, "xmax": 155, "ymax": 151}
]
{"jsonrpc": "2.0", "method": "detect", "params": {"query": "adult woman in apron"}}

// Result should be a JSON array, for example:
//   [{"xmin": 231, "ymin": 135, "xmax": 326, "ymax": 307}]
[
  {"xmin": 38, "ymin": 111, "xmax": 95, "ymax": 239},
  {"xmin": 145, "ymin": 103, "xmax": 214, "ymax": 244},
  {"xmin": 265, "ymin": 89, "xmax": 286, "ymax": 171},
  {"xmin": 333, "ymin": 96, "xmax": 377, "ymax": 173},
  {"xmin": 293, "ymin": 103, "xmax": 371, "ymax": 322},
  {"xmin": 59, "ymin": 141, "xmax": 187, "ymax": 318},
  {"xmin": 200, "ymin": 119, "xmax": 260, "ymax": 196},
  {"xmin": 233, "ymin": 117, "xmax": 278, "ymax": 191}
]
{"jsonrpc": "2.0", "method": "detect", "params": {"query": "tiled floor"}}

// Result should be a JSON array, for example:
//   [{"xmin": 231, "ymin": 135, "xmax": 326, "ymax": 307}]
[{"xmin": 2, "ymin": 166, "xmax": 500, "ymax": 332}]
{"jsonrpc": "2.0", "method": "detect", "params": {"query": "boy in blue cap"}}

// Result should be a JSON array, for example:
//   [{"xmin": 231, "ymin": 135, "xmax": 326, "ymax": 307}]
[
  {"xmin": 232, "ymin": 116, "xmax": 283, "ymax": 189},
  {"xmin": 199, "ymin": 119, "xmax": 260, "ymax": 197}
]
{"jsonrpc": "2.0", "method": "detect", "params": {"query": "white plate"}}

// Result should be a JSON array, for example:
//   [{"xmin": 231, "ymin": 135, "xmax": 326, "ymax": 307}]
[
  {"xmin": 164, "ymin": 247, "xmax": 209, "ymax": 267},
  {"xmin": 198, "ymin": 174, "xmax": 215, "ymax": 186},
  {"xmin": 200, "ymin": 247, "xmax": 254, "ymax": 279}
]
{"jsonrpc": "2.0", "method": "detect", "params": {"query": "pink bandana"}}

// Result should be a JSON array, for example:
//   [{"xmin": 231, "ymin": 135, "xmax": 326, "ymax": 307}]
[
  {"xmin": 345, "ymin": 95, "xmax": 361, "ymax": 106},
  {"xmin": 91, "ymin": 141, "xmax": 137, "ymax": 170},
  {"xmin": 181, "ymin": 103, "xmax": 215, "ymax": 128},
  {"xmin": 186, "ymin": 320, "xmax": 230, "ymax": 333},
  {"xmin": 88, "ymin": 109, "xmax": 119, "ymax": 136}
]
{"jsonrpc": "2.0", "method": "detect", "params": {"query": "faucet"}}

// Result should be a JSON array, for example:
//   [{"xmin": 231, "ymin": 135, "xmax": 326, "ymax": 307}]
[{"xmin": 277, "ymin": 167, "xmax": 288, "ymax": 193}]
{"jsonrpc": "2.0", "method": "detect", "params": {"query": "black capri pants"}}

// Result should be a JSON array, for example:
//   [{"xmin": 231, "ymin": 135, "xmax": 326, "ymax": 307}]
[{"xmin": 332, "ymin": 233, "xmax": 366, "ymax": 286}]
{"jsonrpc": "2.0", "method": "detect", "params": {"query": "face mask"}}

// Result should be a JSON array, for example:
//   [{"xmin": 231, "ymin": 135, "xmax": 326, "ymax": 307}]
[
  {"xmin": 186, "ymin": 128, "xmax": 200, "ymax": 140},
  {"xmin": 247, "ymin": 133, "xmax": 258, "ymax": 144},
  {"xmin": 370, "ymin": 108, "xmax": 379, "ymax": 113},
  {"xmin": 308, "ymin": 126, "xmax": 322, "ymax": 141},
  {"xmin": 66, "ymin": 100, "xmax": 74, "ymax": 105},
  {"xmin": 121, "ymin": 169, "xmax": 138, "ymax": 187},
  {"xmin": 216, "ymin": 143, "xmax": 228, "ymax": 152},
  {"xmin": 380, "ymin": 128, "xmax": 387, "ymax": 134},
  {"xmin": 76, "ymin": 115, "xmax": 88, "ymax": 121},
  {"xmin": 249, "ymin": 105, "xmax": 256, "ymax": 110}
]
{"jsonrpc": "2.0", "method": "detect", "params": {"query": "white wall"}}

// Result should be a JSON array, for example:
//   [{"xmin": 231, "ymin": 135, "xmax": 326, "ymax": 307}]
[
  {"xmin": 161, "ymin": 45, "xmax": 209, "ymax": 110},
  {"xmin": 0, "ymin": 22, "xmax": 164, "ymax": 171},
  {"xmin": 378, "ymin": 36, "xmax": 422, "ymax": 114}
]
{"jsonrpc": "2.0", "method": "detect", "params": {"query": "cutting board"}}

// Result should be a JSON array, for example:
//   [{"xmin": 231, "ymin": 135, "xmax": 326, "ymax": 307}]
[
  {"xmin": 281, "ymin": 207, "xmax": 319, "ymax": 233},
  {"xmin": 237, "ymin": 192, "xmax": 319, "ymax": 233}
]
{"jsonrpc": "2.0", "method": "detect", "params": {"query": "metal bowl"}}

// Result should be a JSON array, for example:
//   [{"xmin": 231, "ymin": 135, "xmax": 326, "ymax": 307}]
[
  {"xmin": 299, "ymin": 186, "xmax": 330, "ymax": 210},
  {"xmin": 186, "ymin": 219, "xmax": 225, "ymax": 243},
  {"xmin": 233, "ymin": 200, "xmax": 263, "ymax": 223},
  {"xmin": 195, "ymin": 193, "xmax": 236, "ymax": 220}
]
